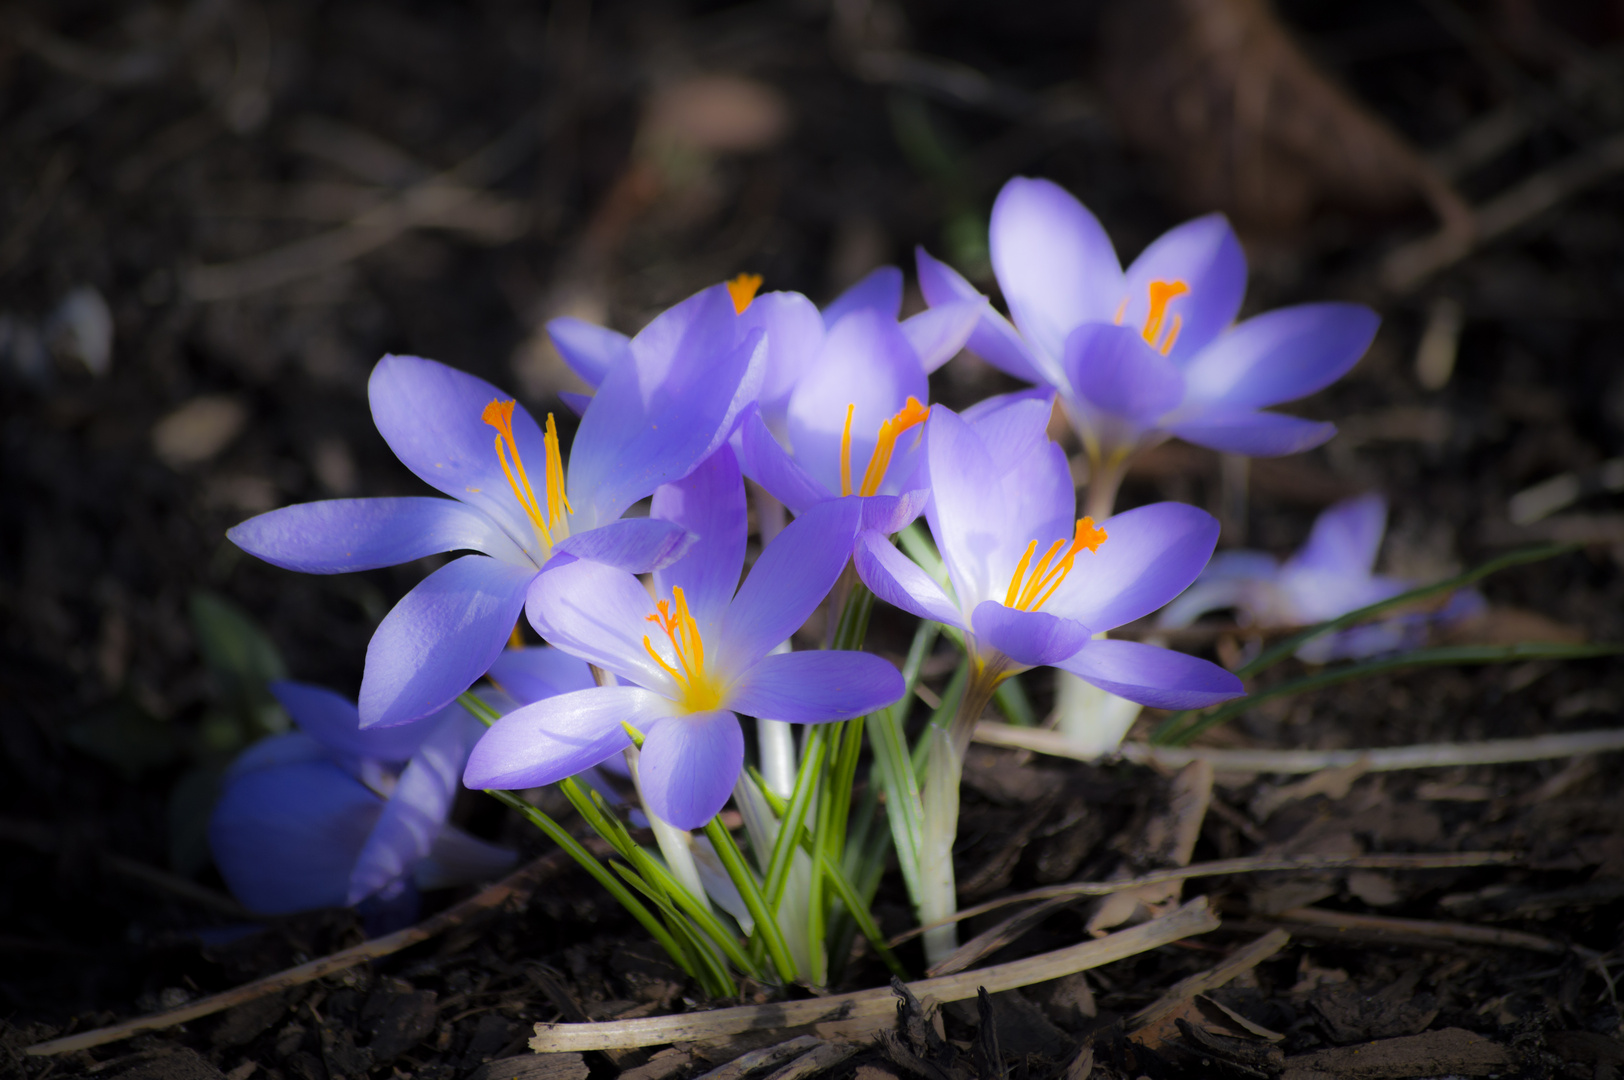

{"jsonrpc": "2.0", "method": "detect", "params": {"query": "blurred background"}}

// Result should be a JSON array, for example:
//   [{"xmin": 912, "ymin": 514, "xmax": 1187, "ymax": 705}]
[{"xmin": 5, "ymin": 0, "xmax": 1624, "ymax": 1022}]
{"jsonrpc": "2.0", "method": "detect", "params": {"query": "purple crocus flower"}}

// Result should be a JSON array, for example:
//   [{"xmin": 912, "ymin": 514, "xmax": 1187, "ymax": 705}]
[
  {"xmin": 1158, "ymin": 493, "xmax": 1485, "ymax": 663},
  {"xmin": 853, "ymin": 398, "xmax": 1244, "ymax": 709},
  {"xmin": 735, "ymin": 286, "xmax": 982, "ymax": 536},
  {"xmin": 207, "ymin": 653, "xmax": 590, "ymax": 915},
  {"xmin": 228, "ymin": 283, "xmax": 764, "ymax": 729},
  {"xmin": 917, "ymin": 177, "xmax": 1379, "ymax": 513},
  {"xmin": 464, "ymin": 445, "xmax": 904, "ymax": 829}
]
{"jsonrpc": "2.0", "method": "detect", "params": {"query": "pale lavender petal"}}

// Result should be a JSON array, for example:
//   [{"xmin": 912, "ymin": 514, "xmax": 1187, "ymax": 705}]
[
  {"xmin": 570, "ymin": 285, "xmax": 765, "ymax": 524},
  {"xmin": 901, "ymin": 298, "xmax": 983, "ymax": 374},
  {"xmin": 970, "ymin": 602, "xmax": 1092, "ymax": 668},
  {"xmin": 1287, "ymin": 493, "xmax": 1387, "ymax": 577},
  {"xmin": 964, "ymin": 390, "xmax": 1058, "ymax": 473},
  {"xmin": 726, "ymin": 650, "xmax": 904, "ymax": 722},
  {"xmin": 990, "ymin": 177, "xmax": 1123, "ymax": 363},
  {"xmin": 360, "ymin": 555, "xmax": 536, "ymax": 729},
  {"xmin": 547, "ymin": 317, "xmax": 632, "ymax": 389},
  {"xmin": 554, "ymin": 517, "xmax": 694, "ymax": 574},
  {"xmin": 822, "ymin": 265, "xmax": 903, "ymax": 327},
  {"xmin": 1063, "ymin": 323, "xmax": 1185, "ymax": 423},
  {"xmin": 270, "ymin": 681, "xmax": 429, "ymax": 763},
  {"xmin": 787, "ymin": 308, "xmax": 928, "ymax": 498},
  {"xmin": 1056, "ymin": 638, "xmax": 1243, "ymax": 709},
  {"xmin": 1166, "ymin": 410, "xmax": 1336, "ymax": 456},
  {"xmin": 1157, "ymin": 575, "xmax": 1271, "ymax": 630},
  {"xmin": 485, "ymin": 646, "xmax": 595, "ymax": 705},
  {"xmin": 923, "ymin": 407, "xmax": 1007, "ymax": 608},
  {"xmin": 230, "ymin": 497, "xmax": 528, "ymax": 575},
  {"xmin": 916, "ymin": 246, "xmax": 1047, "ymax": 384},
  {"xmin": 1120, "ymin": 214, "xmax": 1246, "ymax": 360},
  {"xmin": 525, "ymin": 558, "xmax": 673, "ymax": 690},
  {"xmin": 853, "ymin": 530, "xmax": 966, "ymax": 628},
  {"xmin": 739, "ymin": 291, "xmax": 824, "ymax": 419},
  {"xmin": 738, "ymin": 411, "xmax": 831, "ymax": 514},
  {"xmin": 859, "ymin": 489, "xmax": 928, "ymax": 534},
  {"xmin": 1181, "ymin": 303, "xmax": 1378, "ymax": 408},
  {"xmin": 560, "ymin": 391, "xmax": 592, "ymax": 417},
  {"xmin": 462, "ymin": 686, "xmax": 662, "ymax": 789},
  {"xmin": 1044, "ymin": 502, "xmax": 1219, "ymax": 632},
  {"xmin": 718, "ymin": 497, "xmax": 860, "ymax": 669},
  {"xmin": 638, "ymin": 709, "xmax": 744, "ymax": 829},
  {"xmin": 209, "ymin": 760, "xmax": 380, "ymax": 915},
  {"xmin": 349, "ymin": 711, "xmax": 482, "ymax": 904},
  {"xmin": 652, "ymin": 444, "xmax": 747, "ymax": 630},
  {"xmin": 367, "ymin": 355, "xmax": 548, "ymax": 553},
  {"xmin": 1279, "ymin": 566, "xmax": 1405, "ymax": 625}
]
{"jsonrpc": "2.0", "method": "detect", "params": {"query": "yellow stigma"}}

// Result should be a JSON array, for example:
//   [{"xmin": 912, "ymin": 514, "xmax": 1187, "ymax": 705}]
[
  {"xmin": 726, "ymin": 273, "xmax": 763, "ymax": 314},
  {"xmin": 643, "ymin": 587, "xmax": 725, "ymax": 712},
  {"xmin": 1002, "ymin": 517, "xmax": 1108, "ymax": 612},
  {"xmin": 839, "ymin": 396, "xmax": 931, "ymax": 498},
  {"xmin": 482, "ymin": 399, "xmax": 572, "ymax": 550},
  {"xmin": 1141, "ymin": 279, "xmax": 1188, "ymax": 355}
]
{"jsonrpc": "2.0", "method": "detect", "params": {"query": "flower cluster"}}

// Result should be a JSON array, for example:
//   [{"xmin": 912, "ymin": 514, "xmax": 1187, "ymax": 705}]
[{"xmin": 222, "ymin": 175, "xmax": 1378, "ymax": 966}]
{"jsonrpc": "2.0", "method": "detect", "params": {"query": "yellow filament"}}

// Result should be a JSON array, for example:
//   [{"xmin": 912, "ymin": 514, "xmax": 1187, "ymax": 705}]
[
  {"xmin": 727, "ymin": 273, "xmax": 763, "ymax": 314},
  {"xmin": 483, "ymin": 399, "xmax": 571, "ymax": 548},
  {"xmin": 642, "ymin": 587, "xmax": 724, "ymax": 712},
  {"xmin": 1141, "ymin": 279, "xmax": 1189, "ymax": 354},
  {"xmin": 838, "ymin": 396, "xmax": 931, "ymax": 499},
  {"xmin": 1002, "ymin": 518, "xmax": 1108, "ymax": 613}
]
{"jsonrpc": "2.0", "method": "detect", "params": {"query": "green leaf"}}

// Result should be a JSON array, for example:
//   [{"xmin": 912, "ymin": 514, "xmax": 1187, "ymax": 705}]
[
  {"xmin": 64, "ymin": 699, "xmax": 183, "ymax": 778},
  {"xmin": 169, "ymin": 766, "xmax": 223, "ymax": 875},
  {"xmin": 189, "ymin": 590, "xmax": 289, "ymax": 735}
]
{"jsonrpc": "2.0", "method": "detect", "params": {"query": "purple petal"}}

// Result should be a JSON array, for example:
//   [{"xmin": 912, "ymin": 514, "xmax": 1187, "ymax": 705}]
[
  {"xmin": 359, "ymin": 555, "xmax": 535, "ymax": 729},
  {"xmin": 525, "ymin": 557, "xmax": 674, "ymax": 690},
  {"xmin": 860, "ymin": 489, "xmax": 928, "ymax": 534},
  {"xmin": 559, "ymin": 390, "xmax": 592, "ymax": 417},
  {"xmin": 547, "ymin": 317, "xmax": 632, "ymax": 389},
  {"xmin": 902, "ymin": 299, "xmax": 983, "ymax": 374},
  {"xmin": 462, "ymin": 686, "xmax": 662, "ymax": 789},
  {"xmin": 230, "ymin": 497, "xmax": 528, "ymax": 575},
  {"xmin": 225, "ymin": 732, "xmax": 331, "ymax": 779},
  {"xmin": 1063, "ymin": 322, "xmax": 1185, "ymax": 423},
  {"xmin": 970, "ymin": 602, "xmax": 1093, "ymax": 668},
  {"xmin": 485, "ymin": 646, "xmax": 595, "ymax": 705},
  {"xmin": 738, "ymin": 411, "xmax": 831, "ymax": 514},
  {"xmin": 1056, "ymin": 638, "xmax": 1243, "ymax": 709},
  {"xmin": 271, "ymin": 681, "xmax": 430, "ymax": 763},
  {"xmin": 367, "ymin": 355, "xmax": 550, "ymax": 556},
  {"xmin": 554, "ymin": 517, "xmax": 694, "ymax": 574},
  {"xmin": 822, "ymin": 265, "xmax": 903, "ymax": 327},
  {"xmin": 726, "ymin": 650, "xmax": 904, "ymax": 722},
  {"xmin": 1120, "ymin": 214, "xmax": 1246, "ymax": 360},
  {"xmin": 853, "ymin": 530, "xmax": 965, "ymax": 628},
  {"xmin": 922, "ymin": 407, "xmax": 1009, "ymax": 608},
  {"xmin": 787, "ymin": 308, "xmax": 929, "ymax": 499},
  {"xmin": 1166, "ymin": 410, "xmax": 1337, "ymax": 456},
  {"xmin": 570, "ymin": 285, "xmax": 765, "ymax": 525},
  {"xmin": 916, "ymin": 246, "xmax": 1047, "ymax": 384},
  {"xmin": 1287, "ymin": 493, "xmax": 1387, "ymax": 577},
  {"xmin": 416, "ymin": 825, "xmax": 516, "ymax": 890},
  {"xmin": 209, "ymin": 760, "xmax": 380, "ymax": 915},
  {"xmin": 652, "ymin": 444, "xmax": 747, "ymax": 629},
  {"xmin": 990, "ymin": 177, "xmax": 1123, "ymax": 364},
  {"xmin": 638, "ymin": 710, "xmax": 744, "ymax": 829},
  {"xmin": 719, "ymin": 497, "xmax": 861, "ymax": 669},
  {"xmin": 349, "ymin": 711, "xmax": 483, "ymax": 904},
  {"xmin": 963, "ymin": 390, "xmax": 1059, "ymax": 471},
  {"xmin": 1157, "ymin": 573, "xmax": 1275, "ymax": 631},
  {"xmin": 738, "ymin": 291, "xmax": 824, "ymax": 420},
  {"xmin": 1181, "ymin": 303, "xmax": 1378, "ymax": 409},
  {"xmin": 1045, "ymin": 502, "xmax": 1219, "ymax": 632},
  {"xmin": 1279, "ymin": 566, "xmax": 1406, "ymax": 625}
]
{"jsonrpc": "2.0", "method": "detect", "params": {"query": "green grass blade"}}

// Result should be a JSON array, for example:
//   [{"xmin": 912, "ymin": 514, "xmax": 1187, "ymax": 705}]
[{"xmin": 703, "ymin": 817, "xmax": 800, "ymax": 983}]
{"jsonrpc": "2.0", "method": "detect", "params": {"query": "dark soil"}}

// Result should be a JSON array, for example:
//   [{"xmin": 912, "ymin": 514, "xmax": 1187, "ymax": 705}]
[{"xmin": 4, "ymin": 2, "xmax": 1624, "ymax": 1079}]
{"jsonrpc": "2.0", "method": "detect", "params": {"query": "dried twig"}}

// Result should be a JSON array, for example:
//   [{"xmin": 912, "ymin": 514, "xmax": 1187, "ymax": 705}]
[
  {"xmin": 1266, "ymin": 906, "xmax": 1567, "ymax": 954},
  {"xmin": 975, "ymin": 723, "xmax": 1624, "ymax": 775},
  {"xmin": 26, "ymin": 846, "xmax": 579, "ymax": 1057},
  {"xmin": 527, "ymin": 898, "xmax": 1221, "ymax": 1052},
  {"xmin": 1130, "ymin": 929, "xmax": 1291, "ymax": 1029}
]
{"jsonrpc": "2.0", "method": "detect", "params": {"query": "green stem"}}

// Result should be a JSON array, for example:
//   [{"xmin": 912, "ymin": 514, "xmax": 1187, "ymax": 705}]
[{"xmin": 703, "ymin": 817, "xmax": 800, "ymax": 983}]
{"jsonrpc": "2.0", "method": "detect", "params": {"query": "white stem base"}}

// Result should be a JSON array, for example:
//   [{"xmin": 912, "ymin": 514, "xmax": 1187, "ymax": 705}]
[{"xmin": 1054, "ymin": 667, "xmax": 1142, "ymax": 758}]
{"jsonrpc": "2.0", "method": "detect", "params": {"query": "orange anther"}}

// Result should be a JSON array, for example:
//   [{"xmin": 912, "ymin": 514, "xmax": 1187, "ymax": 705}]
[{"xmin": 726, "ymin": 273, "xmax": 763, "ymax": 314}]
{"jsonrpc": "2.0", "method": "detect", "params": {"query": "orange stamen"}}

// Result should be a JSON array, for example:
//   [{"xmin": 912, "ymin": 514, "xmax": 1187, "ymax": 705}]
[
  {"xmin": 838, "ymin": 397, "xmax": 931, "ymax": 499},
  {"xmin": 1002, "ymin": 517, "xmax": 1108, "ymax": 613},
  {"xmin": 726, "ymin": 273, "xmax": 763, "ymax": 314},
  {"xmin": 483, "ymin": 398, "xmax": 571, "ymax": 549},
  {"xmin": 642, "ymin": 587, "xmax": 723, "ymax": 712},
  {"xmin": 1141, "ymin": 280, "xmax": 1189, "ymax": 353}
]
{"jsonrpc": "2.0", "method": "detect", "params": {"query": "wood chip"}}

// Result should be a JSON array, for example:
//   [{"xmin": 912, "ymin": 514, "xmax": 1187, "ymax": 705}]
[
  {"xmin": 690, "ymin": 1036, "xmax": 823, "ymax": 1080},
  {"xmin": 1131, "ymin": 930, "xmax": 1291, "ymax": 1030},
  {"xmin": 529, "ymin": 898, "xmax": 1220, "ymax": 1052},
  {"xmin": 759, "ymin": 1041, "xmax": 857, "ymax": 1080},
  {"xmin": 1282, "ymin": 1027, "xmax": 1512, "ymax": 1079},
  {"xmin": 465, "ymin": 1053, "xmax": 590, "ymax": 1080}
]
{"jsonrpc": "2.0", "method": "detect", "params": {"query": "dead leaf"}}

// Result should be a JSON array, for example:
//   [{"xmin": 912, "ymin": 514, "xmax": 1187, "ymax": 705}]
[{"xmin": 152, "ymin": 394, "xmax": 248, "ymax": 469}]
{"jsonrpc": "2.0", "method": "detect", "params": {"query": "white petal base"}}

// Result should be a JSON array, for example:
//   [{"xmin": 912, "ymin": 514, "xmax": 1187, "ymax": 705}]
[{"xmin": 1053, "ymin": 668, "xmax": 1143, "ymax": 758}]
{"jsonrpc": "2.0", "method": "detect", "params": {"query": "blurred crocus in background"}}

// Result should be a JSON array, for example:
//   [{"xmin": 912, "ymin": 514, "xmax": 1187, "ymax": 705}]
[{"xmin": 1158, "ymin": 493, "xmax": 1485, "ymax": 663}]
